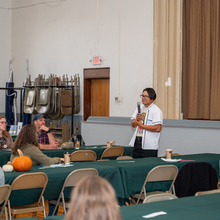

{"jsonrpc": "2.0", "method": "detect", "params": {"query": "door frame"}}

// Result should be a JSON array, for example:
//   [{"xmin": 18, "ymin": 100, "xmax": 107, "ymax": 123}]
[{"xmin": 83, "ymin": 67, "xmax": 110, "ymax": 121}]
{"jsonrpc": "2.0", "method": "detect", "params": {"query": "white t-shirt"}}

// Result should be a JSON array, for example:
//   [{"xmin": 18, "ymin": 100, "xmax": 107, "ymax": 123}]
[{"xmin": 129, "ymin": 103, "xmax": 163, "ymax": 150}]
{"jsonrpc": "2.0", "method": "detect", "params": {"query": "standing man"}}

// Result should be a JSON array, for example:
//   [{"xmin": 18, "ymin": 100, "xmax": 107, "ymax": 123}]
[
  {"xmin": 33, "ymin": 114, "xmax": 59, "ymax": 149},
  {"xmin": 129, "ymin": 88, "xmax": 163, "ymax": 158}
]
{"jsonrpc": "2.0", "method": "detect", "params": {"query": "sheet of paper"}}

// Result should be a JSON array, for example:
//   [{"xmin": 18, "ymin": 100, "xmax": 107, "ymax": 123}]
[
  {"xmin": 39, "ymin": 164, "xmax": 74, "ymax": 169},
  {"xmin": 143, "ymin": 211, "xmax": 167, "ymax": 218},
  {"xmin": 49, "ymin": 164, "xmax": 64, "ymax": 167}
]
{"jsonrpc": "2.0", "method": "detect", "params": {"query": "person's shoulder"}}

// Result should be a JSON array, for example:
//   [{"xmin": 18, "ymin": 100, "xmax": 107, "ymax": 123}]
[
  {"xmin": 151, "ymin": 104, "xmax": 163, "ymax": 116},
  {"xmin": 24, "ymin": 144, "xmax": 39, "ymax": 150},
  {"xmin": 151, "ymin": 103, "xmax": 161, "ymax": 111},
  {"xmin": 4, "ymin": 132, "xmax": 11, "ymax": 138}
]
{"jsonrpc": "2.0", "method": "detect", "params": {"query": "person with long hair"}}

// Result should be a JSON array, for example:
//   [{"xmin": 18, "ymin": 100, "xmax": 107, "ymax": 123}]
[
  {"xmin": 65, "ymin": 176, "xmax": 122, "ymax": 220},
  {"xmin": 0, "ymin": 116, "xmax": 13, "ymax": 149},
  {"xmin": 10, "ymin": 124, "xmax": 62, "ymax": 165}
]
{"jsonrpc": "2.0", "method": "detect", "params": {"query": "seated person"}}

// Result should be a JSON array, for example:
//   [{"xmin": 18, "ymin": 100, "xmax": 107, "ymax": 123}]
[
  {"xmin": 0, "ymin": 167, "xmax": 5, "ymax": 185},
  {"xmin": 0, "ymin": 116, "xmax": 13, "ymax": 149},
  {"xmin": 33, "ymin": 114, "xmax": 59, "ymax": 150},
  {"xmin": 65, "ymin": 176, "xmax": 122, "ymax": 220},
  {"xmin": 10, "ymin": 124, "xmax": 62, "ymax": 166}
]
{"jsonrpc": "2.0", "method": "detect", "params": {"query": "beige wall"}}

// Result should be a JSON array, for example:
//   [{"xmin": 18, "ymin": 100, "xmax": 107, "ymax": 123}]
[
  {"xmin": 0, "ymin": 0, "xmax": 12, "ymax": 112},
  {"xmin": 1, "ymin": 0, "xmax": 182, "ymax": 119},
  {"xmin": 0, "ymin": 0, "xmax": 154, "ymax": 117}
]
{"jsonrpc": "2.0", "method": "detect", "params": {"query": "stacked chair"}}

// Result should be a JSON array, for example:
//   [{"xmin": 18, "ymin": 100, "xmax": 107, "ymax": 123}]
[{"xmin": 24, "ymin": 74, "xmax": 80, "ymax": 120}]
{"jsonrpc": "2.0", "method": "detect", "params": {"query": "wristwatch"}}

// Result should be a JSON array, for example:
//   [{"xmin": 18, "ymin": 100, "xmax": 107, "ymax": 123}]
[{"xmin": 46, "ymin": 129, "xmax": 51, "ymax": 134}]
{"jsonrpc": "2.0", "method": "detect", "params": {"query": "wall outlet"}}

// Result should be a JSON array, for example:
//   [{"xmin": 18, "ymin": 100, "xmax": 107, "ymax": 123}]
[{"xmin": 115, "ymin": 96, "xmax": 122, "ymax": 102}]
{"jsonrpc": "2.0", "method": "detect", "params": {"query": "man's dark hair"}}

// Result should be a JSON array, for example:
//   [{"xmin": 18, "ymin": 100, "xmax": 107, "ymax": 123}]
[{"xmin": 143, "ymin": 88, "xmax": 156, "ymax": 101}]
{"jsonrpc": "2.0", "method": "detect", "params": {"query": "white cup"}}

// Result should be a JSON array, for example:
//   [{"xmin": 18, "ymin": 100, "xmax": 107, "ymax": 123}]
[{"xmin": 166, "ymin": 149, "xmax": 173, "ymax": 159}]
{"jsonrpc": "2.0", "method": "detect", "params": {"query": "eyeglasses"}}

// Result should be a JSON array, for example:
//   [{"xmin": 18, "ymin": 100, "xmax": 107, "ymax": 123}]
[
  {"xmin": 140, "ymin": 95, "xmax": 150, "ymax": 98},
  {"xmin": 0, "ymin": 122, "xmax": 8, "ymax": 125}
]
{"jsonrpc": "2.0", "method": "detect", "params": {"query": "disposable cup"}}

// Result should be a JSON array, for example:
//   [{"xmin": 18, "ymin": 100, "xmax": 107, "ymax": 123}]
[
  {"xmin": 166, "ymin": 149, "xmax": 173, "ymax": 159},
  {"xmin": 64, "ymin": 152, "xmax": 71, "ymax": 164}
]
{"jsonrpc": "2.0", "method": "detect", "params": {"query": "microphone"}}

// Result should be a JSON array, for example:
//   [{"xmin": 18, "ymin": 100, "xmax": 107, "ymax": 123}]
[{"xmin": 137, "ymin": 101, "xmax": 141, "ymax": 113}]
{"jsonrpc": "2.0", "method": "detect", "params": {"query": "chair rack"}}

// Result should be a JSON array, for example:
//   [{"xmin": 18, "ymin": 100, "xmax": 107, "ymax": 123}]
[{"xmin": 0, "ymin": 85, "xmax": 75, "ymax": 136}]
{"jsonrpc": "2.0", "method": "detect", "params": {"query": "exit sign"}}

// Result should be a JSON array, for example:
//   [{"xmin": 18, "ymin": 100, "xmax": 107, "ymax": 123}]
[{"xmin": 93, "ymin": 56, "xmax": 101, "ymax": 65}]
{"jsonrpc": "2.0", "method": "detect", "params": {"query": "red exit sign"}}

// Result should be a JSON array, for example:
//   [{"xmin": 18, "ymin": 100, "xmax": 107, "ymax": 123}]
[{"xmin": 93, "ymin": 56, "xmax": 101, "ymax": 65}]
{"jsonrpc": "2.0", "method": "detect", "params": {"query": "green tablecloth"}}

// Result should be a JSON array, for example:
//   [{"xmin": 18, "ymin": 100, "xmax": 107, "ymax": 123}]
[
  {"xmin": 0, "ymin": 149, "xmax": 11, "ymax": 166},
  {"xmin": 4, "ymin": 153, "xmax": 220, "ymax": 207},
  {"xmin": 91, "ymin": 153, "xmax": 220, "ymax": 199},
  {"xmin": 5, "ymin": 162, "xmax": 125, "ymax": 206},
  {"xmin": 0, "ymin": 145, "xmax": 133, "ymax": 166},
  {"xmin": 120, "ymin": 192, "xmax": 220, "ymax": 220},
  {"xmin": 41, "ymin": 193, "xmax": 220, "ymax": 220}
]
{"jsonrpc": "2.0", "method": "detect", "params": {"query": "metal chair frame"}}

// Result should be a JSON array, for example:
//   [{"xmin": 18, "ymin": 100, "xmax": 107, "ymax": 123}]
[
  {"xmin": 116, "ymin": 156, "xmax": 133, "ymax": 160},
  {"xmin": 143, "ymin": 193, "xmax": 178, "ymax": 203},
  {"xmin": 195, "ymin": 188, "xmax": 220, "ymax": 196},
  {"xmin": 50, "ymin": 168, "xmax": 99, "ymax": 215},
  {"xmin": 133, "ymin": 165, "xmax": 178, "ymax": 204},
  {"xmin": 70, "ymin": 150, "xmax": 97, "ymax": 162},
  {"xmin": 100, "ymin": 146, "xmax": 124, "ymax": 160},
  {"xmin": 8, "ymin": 172, "xmax": 48, "ymax": 220},
  {"xmin": 0, "ymin": 185, "xmax": 11, "ymax": 220}
]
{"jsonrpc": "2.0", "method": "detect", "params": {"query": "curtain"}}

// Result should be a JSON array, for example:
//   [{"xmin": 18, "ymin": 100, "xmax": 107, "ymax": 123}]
[
  {"xmin": 153, "ymin": 0, "xmax": 181, "ymax": 119},
  {"xmin": 182, "ymin": 0, "xmax": 220, "ymax": 120}
]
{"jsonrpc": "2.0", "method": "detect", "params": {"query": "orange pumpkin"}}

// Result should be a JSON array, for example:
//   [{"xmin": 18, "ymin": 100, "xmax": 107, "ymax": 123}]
[{"xmin": 12, "ymin": 149, "xmax": 32, "ymax": 171}]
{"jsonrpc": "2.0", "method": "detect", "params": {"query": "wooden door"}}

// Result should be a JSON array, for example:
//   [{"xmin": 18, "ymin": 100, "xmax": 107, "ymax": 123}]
[
  {"xmin": 83, "ymin": 68, "xmax": 110, "ymax": 121},
  {"xmin": 91, "ymin": 79, "xmax": 109, "ymax": 117}
]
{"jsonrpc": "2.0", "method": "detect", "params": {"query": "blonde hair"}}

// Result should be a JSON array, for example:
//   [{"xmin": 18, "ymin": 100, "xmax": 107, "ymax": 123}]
[
  {"xmin": 65, "ymin": 176, "xmax": 122, "ymax": 220},
  {"xmin": 0, "ymin": 116, "xmax": 9, "ymax": 138}
]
